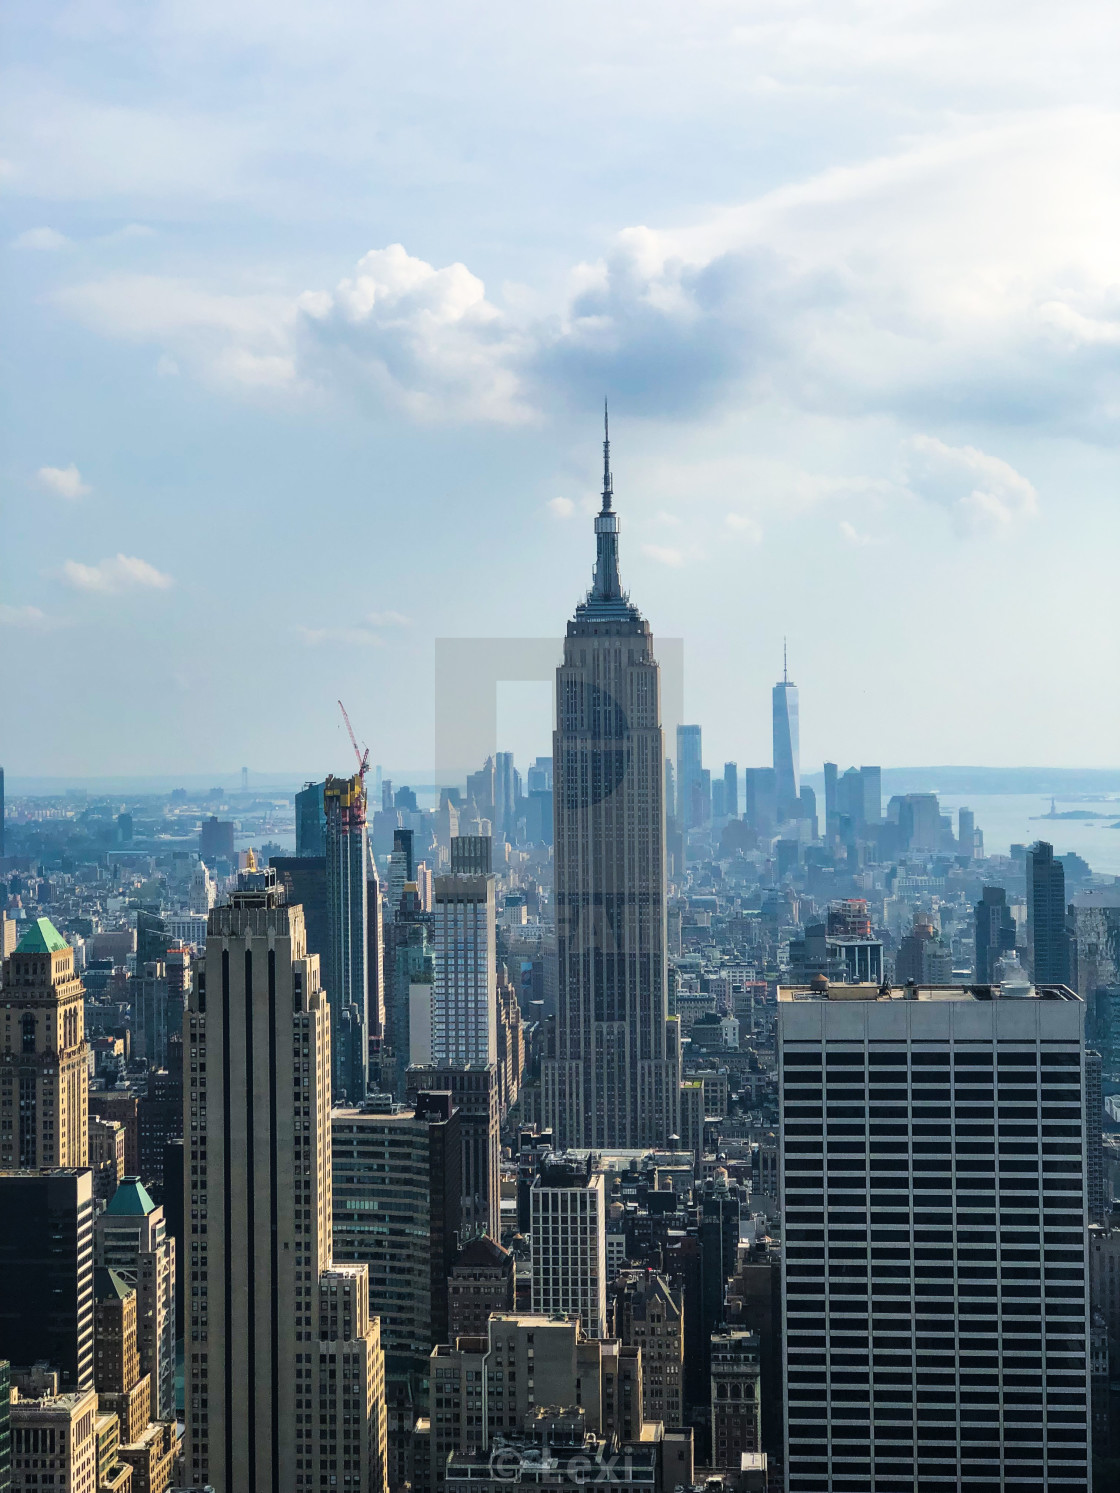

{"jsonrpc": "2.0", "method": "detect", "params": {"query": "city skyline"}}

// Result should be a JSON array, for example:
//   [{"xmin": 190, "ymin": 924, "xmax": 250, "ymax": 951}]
[
  {"xmin": 4, "ymin": 5, "xmax": 1120, "ymax": 776},
  {"xmin": 1, "ymin": 6, "xmax": 1117, "ymax": 1490}
]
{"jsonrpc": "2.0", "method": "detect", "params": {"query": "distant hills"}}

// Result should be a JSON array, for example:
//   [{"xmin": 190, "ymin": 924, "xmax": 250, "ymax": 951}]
[{"xmin": 804, "ymin": 767, "xmax": 1120, "ymax": 797}]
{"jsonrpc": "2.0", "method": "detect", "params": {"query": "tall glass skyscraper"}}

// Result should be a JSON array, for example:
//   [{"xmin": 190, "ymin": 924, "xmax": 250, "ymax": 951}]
[
  {"xmin": 772, "ymin": 649, "xmax": 800, "ymax": 821},
  {"xmin": 676, "ymin": 724, "xmax": 704, "ymax": 828},
  {"xmin": 543, "ymin": 412, "xmax": 679, "ymax": 1149},
  {"xmin": 323, "ymin": 771, "xmax": 369, "ymax": 1098}
]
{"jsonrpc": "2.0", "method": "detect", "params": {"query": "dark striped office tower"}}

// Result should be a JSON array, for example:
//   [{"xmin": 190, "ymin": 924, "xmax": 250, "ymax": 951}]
[
  {"xmin": 542, "ymin": 412, "xmax": 679, "ymax": 1149},
  {"xmin": 184, "ymin": 868, "xmax": 386, "ymax": 1493},
  {"xmin": 779, "ymin": 979, "xmax": 1090, "ymax": 1490}
]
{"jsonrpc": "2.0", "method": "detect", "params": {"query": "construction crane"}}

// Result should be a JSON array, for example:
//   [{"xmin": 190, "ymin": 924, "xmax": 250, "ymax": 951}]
[{"xmin": 337, "ymin": 699, "xmax": 370, "ymax": 783}]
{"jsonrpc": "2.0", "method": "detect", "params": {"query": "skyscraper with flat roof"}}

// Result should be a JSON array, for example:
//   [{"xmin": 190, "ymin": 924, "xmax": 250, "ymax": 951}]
[
  {"xmin": 1027, "ymin": 840, "xmax": 1072, "ymax": 985},
  {"xmin": 530, "ymin": 1154, "xmax": 607, "ymax": 1338},
  {"xmin": 772, "ymin": 650, "xmax": 799, "ymax": 821},
  {"xmin": 431, "ymin": 872, "xmax": 496, "ymax": 1068},
  {"xmin": 0, "ymin": 1168, "xmax": 94, "ymax": 1392},
  {"xmin": 543, "ymin": 413, "xmax": 678, "ymax": 1150},
  {"xmin": 676, "ymin": 725, "xmax": 704, "ymax": 829},
  {"xmin": 295, "ymin": 780, "xmax": 326, "ymax": 856},
  {"xmin": 779, "ymin": 977, "xmax": 1090, "ymax": 1489},
  {"xmin": 975, "ymin": 886, "xmax": 1018, "ymax": 983},
  {"xmin": 723, "ymin": 761, "xmax": 738, "ymax": 820},
  {"xmin": 184, "ymin": 868, "xmax": 385, "ymax": 1493}
]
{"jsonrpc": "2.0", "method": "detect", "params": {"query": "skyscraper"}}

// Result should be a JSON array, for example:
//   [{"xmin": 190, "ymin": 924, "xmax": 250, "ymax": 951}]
[
  {"xmin": 772, "ymin": 648, "xmax": 799, "ymax": 820},
  {"xmin": 975, "ymin": 886, "xmax": 1018, "ymax": 983},
  {"xmin": 723, "ymin": 761, "xmax": 738, "ymax": 820},
  {"xmin": 676, "ymin": 725, "xmax": 704, "ymax": 829},
  {"xmin": 543, "ymin": 412, "xmax": 679, "ymax": 1150},
  {"xmin": 0, "ymin": 1169, "xmax": 94, "ymax": 1393},
  {"xmin": 0, "ymin": 918, "xmax": 87, "ymax": 1169},
  {"xmin": 323, "ymin": 771, "xmax": 370, "ymax": 1099},
  {"xmin": 823, "ymin": 761, "xmax": 838, "ymax": 839},
  {"xmin": 779, "ymin": 977, "xmax": 1090, "ymax": 1489},
  {"xmin": 1027, "ymin": 840, "xmax": 1072, "ymax": 985},
  {"xmin": 431, "ymin": 868, "xmax": 496, "ymax": 1067},
  {"xmin": 530, "ymin": 1154, "xmax": 607, "ymax": 1337},
  {"xmin": 860, "ymin": 764, "xmax": 882, "ymax": 826},
  {"xmin": 95, "ymin": 1176, "xmax": 176, "ymax": 1420},
  {"xmin": 295, "ymin": 780, "xmax": 326, "ymax": 857},
  {"xmin": 0, "ymin": 765, "xmax": 5, "ymax": 860},
  {"xmin": 406, "ymin": 1062, "xmax": 500, "ymax": 1241},
  {"xmin": 184, "ymin": 868, "xmax": 386, "ymax": 1493}
]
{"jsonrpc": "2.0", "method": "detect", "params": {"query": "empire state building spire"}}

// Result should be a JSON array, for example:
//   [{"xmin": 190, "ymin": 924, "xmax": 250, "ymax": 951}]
[{"xmin": 588, "ymin": 401, "xmax": 627, "ymax": 610}]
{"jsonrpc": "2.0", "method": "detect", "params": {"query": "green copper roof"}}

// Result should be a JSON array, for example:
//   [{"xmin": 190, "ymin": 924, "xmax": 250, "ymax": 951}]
[
  {"xmin": 103, "ymin": 1177, "xmax": 157, "ymax": 1217},
  {"xmin": 94, "ymin": 1266, "xmax": 134, "ymax": 1303},
  {"xmin": 14, "ymin": 917, "xmax": 69, "ymax": 955}
]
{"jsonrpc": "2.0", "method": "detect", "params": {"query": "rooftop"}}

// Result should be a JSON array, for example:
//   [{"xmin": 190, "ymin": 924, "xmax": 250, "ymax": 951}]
[
  {"xmin": 778, "ymin": 981, "xmax": 1081, "ymax": 1004},
  {"xmin": 104, "ymin": 1176, "xmax": 157, "ymax": 1216},
  {"xmin": 14, "ymin": 917, "xmax": 69, "ymax": 955}
]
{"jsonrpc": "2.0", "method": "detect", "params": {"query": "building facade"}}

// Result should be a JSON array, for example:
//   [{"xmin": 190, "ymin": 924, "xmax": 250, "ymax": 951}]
[
  {"xmin": 184, "ymin": 869, "xmax": 386, "ymax": 1493},
  {"xmin": 324, "ymin": 773, "xmax": 371, "ymax": 1101},
  {"xmin": 11, "ymin": 1387, "xmax": 99, "ymax": 1493},
  {"xmin": 611, "ymin": 1270, "xmax": 684, "ymax": 1428},
  {"xmin": 530, "ymin": 1155, "xmax": 606, "ymax": 1338},
  {"xmin": 406, "ymin": 1064, "xmax": 500, "ymax": 1242},
  {"xmin": 1026, "ymin": 841, "xmax": 1072, "ymax": 985},
  {"xmin": 779, "ymin": 980, "xmax": 1091, "ymax": 1490},
  {"xmin": 709, "ymin": 1329, "xmax": 761, "ymax": 1466},
  {"xmin": 543, "ymin": 420, "xmax": 678, "ymax": 1151},
  {"xmin": 0, "ymin": 918, "xmax": 88, "ymax": 1169},
  {"xmin": 332, "ymin": 1095, "xmax": 462, "ymax": 1376},
  {"xmin": 431, "ymin": 874, "xmax": 496, "ymax": 1068},
  {"xmin": 95, "ymin": 1179, "xmax": 176, "ymax": 1422},
  {"xmin": 0, "ymin": 1169, "xmax": 94, "ymax": 1393}
]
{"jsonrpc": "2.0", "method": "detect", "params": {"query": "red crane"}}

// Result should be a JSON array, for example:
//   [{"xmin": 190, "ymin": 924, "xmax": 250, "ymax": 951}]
[{"xmin": 337, "ymin": 700, "xmax": 370, "ymax": 783}]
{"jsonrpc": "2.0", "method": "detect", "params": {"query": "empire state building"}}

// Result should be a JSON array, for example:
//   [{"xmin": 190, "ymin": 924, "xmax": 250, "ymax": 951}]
[{"xmin": 543, "ymin": 412, "xmax": 680, "ymax": 1149}]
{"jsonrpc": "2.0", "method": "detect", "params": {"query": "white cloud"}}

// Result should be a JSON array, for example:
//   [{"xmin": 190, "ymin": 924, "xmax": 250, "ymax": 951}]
[
  {"xmin": 838, "ymin": 520, "xmax": 882, "ymax": 547},
  {"xmin": 12, "ymin": 227, "xmax": 69, "ymax": 251},
  {"xmin": 54, "ymin": 106, "xmax": 1120, "ymax": 435},
  {"xmin": 54, "ymin": 276, "xmax": 297, "ymax": 391},
  {"xmin": 547, "ymin": 497, "xmax": 575, "ymax": 518},
  {"xmin": 156, "ymin": 354, "xmax": 180, "ymax": 377},
  {"xmin": 61, "ymin": 554, "xmax": 173, "ymax": 594},
  {"xmin": 724, "ymin": 513, "xmax": 764, "ymax": 543},
  {"xmin": 905, "ymin": 435, "xmax": 1038, "ymax": 535},
  {"xmin": 365, "ymin": 610, "xmax": 410, "ymax": 627},
  {"xmin": 37, "ymin": 464, "xmax": 90, "ymax": 499},
  {"xmin": 0, "ymin": 603, "xmax": 58, "ymax": 630},
  {"xmin": 295, "ymin": 624, "xmax": 384, "ymax": 647},
  {"xmin": 296, "ymin": 243, "xmax": 527, "ymax": 421}
]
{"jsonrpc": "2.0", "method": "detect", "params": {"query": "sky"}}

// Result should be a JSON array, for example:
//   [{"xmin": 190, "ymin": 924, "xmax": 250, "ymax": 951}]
[{"xmin": 3, "ymin": 0, "xmax": 1120, "ymax": 782}]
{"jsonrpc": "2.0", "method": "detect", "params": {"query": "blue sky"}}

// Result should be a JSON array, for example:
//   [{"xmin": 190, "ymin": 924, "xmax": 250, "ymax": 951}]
[{"xmin": 3, "ymin": 0, "xmax": 1119, "ymax": 781}]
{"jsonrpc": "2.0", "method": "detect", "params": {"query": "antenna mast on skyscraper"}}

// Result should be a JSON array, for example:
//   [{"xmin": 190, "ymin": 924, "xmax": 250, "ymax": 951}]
[
  {"xmin": 783, "ymin": 638, "xmax": 788, "ymax": 684},
  {"xmin": 602, "ymin": 398, "xmax": 613, "ymax": 511}
]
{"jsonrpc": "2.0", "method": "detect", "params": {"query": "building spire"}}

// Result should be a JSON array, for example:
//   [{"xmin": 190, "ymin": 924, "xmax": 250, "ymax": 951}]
[
  {"xmin": 602, "ymin": 399, "xmax": 613, "ymax": 512},
  {"xmin": 783, "ymin": 637, "xmax": 788, "ymax": 684},
  {"xmin": 590, "ymin": 401, "xmax": 623, "ymax": 603}
]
